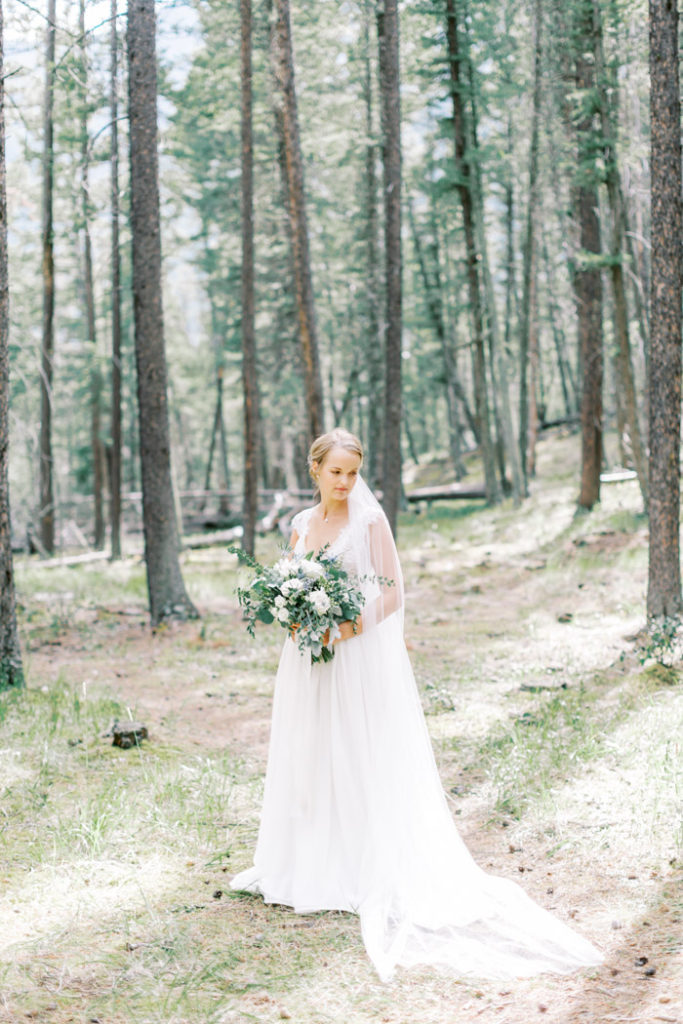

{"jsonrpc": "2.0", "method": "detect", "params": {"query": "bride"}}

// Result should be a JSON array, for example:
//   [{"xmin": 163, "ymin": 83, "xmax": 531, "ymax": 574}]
[{"xmin": 230, "ymin": 428, "xmax": 602, "ymax": 981}]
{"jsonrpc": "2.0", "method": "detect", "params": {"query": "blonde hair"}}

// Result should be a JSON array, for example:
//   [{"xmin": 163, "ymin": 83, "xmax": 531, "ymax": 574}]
[{"xmin": 308, "ymin": 429, "xmax": 364, "ymax": 482}]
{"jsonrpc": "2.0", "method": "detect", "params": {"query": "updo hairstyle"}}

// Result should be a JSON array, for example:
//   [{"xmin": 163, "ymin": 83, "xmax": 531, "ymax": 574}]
[{"xmin": 308, "ymin": 429, "xmax": 364, "ymax": 485}]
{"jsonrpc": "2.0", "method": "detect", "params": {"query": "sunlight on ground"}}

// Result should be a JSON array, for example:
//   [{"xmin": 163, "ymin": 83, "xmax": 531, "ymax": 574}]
[
  {"xmin": 0, "ymin": 853, "xmax": 184, "ymax": 954},
  {"xmin": 548, "ymin": 687, "xmax": 683, "ymax": 865}
]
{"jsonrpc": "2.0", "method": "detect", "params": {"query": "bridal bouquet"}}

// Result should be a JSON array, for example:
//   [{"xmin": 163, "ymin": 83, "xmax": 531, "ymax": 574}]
[{"xmin": 229, "ymin": 547, "xmax": 365, "ymax": 663}]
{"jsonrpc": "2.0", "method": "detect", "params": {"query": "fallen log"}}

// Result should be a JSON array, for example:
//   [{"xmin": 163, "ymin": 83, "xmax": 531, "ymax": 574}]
[
  {"xmin": 599, "ymin": 469, "xmax": 638, "ymax": 483},
  {"xmin": 31, "ymin": 550, "xmax": 115, "ymax": 569},
  {"xmin": 183, "ymin": 527, "xmax": 244, "ymax": 549},
  {"xmin": 406, "ymin": 483, "xmax": 486, "ymax": 503}
]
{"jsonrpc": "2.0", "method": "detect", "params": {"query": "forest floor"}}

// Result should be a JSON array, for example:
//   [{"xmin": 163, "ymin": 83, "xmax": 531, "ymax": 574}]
[{"xmin": 1, "ymin": 430, "xmax": 682, "ymax": 1024}]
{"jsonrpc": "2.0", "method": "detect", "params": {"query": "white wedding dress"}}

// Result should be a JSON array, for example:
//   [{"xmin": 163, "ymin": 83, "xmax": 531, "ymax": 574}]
[{"xmin": 230, "ymin": 479, "xmax": 602, "ymax": 982}]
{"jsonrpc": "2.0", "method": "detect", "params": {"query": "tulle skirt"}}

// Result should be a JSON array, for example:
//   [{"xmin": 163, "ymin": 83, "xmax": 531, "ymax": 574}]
[{"xmin": 230, "ymin": 618, "xmax": 602, "ymax": 981}]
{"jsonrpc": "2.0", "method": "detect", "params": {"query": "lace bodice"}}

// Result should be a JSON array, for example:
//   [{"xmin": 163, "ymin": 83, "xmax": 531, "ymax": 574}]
[
  {"xmin": 290, "ymin": 503, "xmax": 401, "ymax": 631},
  {"xmin": 291, "ymin": 507, "xmax": 354, "ymax": 564}
]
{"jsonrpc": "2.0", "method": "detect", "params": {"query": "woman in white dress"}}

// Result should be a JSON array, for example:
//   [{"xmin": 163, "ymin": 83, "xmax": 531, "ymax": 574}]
[{"xmin": 230, "ymin": 429, "xmax": 602, "ymax": 982}]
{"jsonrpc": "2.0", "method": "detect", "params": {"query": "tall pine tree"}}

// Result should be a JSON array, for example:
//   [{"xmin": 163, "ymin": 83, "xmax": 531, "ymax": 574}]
[{"xmin": 127, "ymin": 0, "xmax": 197, "ymax": 625}]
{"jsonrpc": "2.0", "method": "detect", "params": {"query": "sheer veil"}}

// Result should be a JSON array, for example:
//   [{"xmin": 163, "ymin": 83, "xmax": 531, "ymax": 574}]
[{"xmin": 347, "ymin": 474, "xmax": 404, "ymax": 633}]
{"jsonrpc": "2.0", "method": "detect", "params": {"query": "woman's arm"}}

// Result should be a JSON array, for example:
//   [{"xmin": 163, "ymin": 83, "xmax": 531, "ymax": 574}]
[{"xmin": 334, "ymin": 516, "xmax": 402, "ymax": 643}]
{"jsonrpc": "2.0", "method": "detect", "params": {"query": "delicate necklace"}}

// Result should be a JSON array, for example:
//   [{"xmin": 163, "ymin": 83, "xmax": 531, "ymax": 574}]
[{"xmin": 321, "ymin": 504, "xmax": 344, "ymax": 524}]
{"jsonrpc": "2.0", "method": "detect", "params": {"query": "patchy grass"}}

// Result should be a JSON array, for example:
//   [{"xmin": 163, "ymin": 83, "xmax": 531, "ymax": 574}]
[{"xmin": 2, "ymin": 432, "xmax": 682, "ymax": 1024}]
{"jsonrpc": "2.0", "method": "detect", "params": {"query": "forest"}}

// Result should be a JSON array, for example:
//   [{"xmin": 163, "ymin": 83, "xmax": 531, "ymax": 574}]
[
  {"xmin": 0, "ymin": 0, "xmax": 681, "ymax": 620},
  {"xmin": 0, "ymin": 0, "xmax": 682, "ymax": 1021}
]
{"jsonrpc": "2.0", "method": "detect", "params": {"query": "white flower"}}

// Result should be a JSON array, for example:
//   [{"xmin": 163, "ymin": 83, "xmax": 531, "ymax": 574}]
[
  {"xmin": 273, "ymin": 558, "xmax": 297, "ymax": 579},
  {"xmin": 307, "ymin": 588, "xmax": 331, "ymax": 614},
  {"xmin": 274, "ymin": 595, "xmax": 286, "ymax": 608},
  {"xmin": 281, "ymin": 578, "xmax": 304, "ymax": 596},
  {"xmin": 301, "ymin": 559, "xmax": 325, "ymax": 579},
  {"xmin": 277, "ymin": 607, "xmax": 290, "ymax": 623}
]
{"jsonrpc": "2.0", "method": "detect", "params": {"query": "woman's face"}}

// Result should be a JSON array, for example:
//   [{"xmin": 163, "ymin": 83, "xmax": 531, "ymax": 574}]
[{"xmin": 314, "ymin": 446, "xmax": 361, "ymax": 503}]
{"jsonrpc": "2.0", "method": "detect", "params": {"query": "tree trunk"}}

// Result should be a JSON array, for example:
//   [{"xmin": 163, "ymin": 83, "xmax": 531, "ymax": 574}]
[
  {"xmin": 216, "ymin": 370, "xmax": 231, "ymax": 513},
  {"xmin": 241, "ymin": 0, "xmax": 260, "ymax": 556},
  {"xmin": 377, "ymin": 0, "xmax": 402, "ymax": 533},
  {"xmin": 573, "ymin": 0, "xmax": 604, "ymax": 511},
  {"xmin": 519, "ymin": 0, "xmax": 542, "ymax": 485},
  {"xmin": 445, "ymin": 0, "xmax": 500, "ymax": 505},
  {"xmin": 110, "ymin": 0, "xmax": 122, "ymax": 560},
  {"xmin": 0, "ymin": 0, "xmax": 24, "ymax": 688},
  {"xmin": 39, "ymin": 0, "xmax": 56, "ymax": 554},
  {"xmin": 127, "ymin": 0, "xmax": 197, "ymax": 626},
  {"xmin": 408, "ymin": 201, "xmax": 466, "ymax": 479},
  {"xmin": 624, "ymin": 192, "xmax": 650, "ymax": 362},
  {"xmin": 467, "ymin": 45, "xmax": 523, "ymax": 503},
  {"xmin": 202, "ymin": 393, "xmax": 220, "ymax": 501},
  {"xmin": 647, "ymin": 0, "xmax": 682, "ymax": 619},
  {"xmin": 503, "ymin": 125, "xmax": 524, "ymax": 436},
  {"xmin": 201, "ymin": 375, "xmax": 231, "ymax": 509},
  {"xmin": 575, "ymin": 204, "xmax": 603, "ymax": 511},
  {"xmin": 592, "ymin": 0, "xmax": 648, "ymax": 509},
  {"xmin": 542, "ymin": 231, "xmax": 576, "ymax": 417},
  {"xmin": 362, "ymin": 1, "xmax": 384, "ymax": 491},
  {"xmin": 463, "ymin": 50, "xmax": 503, "ymax": 488},
  {"xmin": 79, "ymin": 0, "xmax": 105, "ymax": 550},
  {"xmin": 271, "ymin": 0, "xmax": 324, "ymax": 444}
]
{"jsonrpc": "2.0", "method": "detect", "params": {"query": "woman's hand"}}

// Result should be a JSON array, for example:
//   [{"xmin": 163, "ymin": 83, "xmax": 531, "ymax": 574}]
[{"xmin": 333, "ymin": 618, "xmax": 362, "ymax": 644}]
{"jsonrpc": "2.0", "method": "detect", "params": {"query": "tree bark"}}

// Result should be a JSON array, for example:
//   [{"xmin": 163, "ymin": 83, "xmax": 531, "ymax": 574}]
[
  {"xmin": 647, "ymin": 0, "xmax": 682, "ymax": 619},
  {"xmin": 110, "ymin": 0, "xmax": 122, "ymax": 560},
  {"xmin": 362, "ymin": 1, "xmax": 384, "ymax": 491},
  {"xmin": 573, "ymin": 0, "xmax": 604, "ymax": 511},
  {"xmin": 39, "ymin": 0, "xmax": 56, "ymax": 554},
  {"xmin": 241, "ymin": 0, "xmax": 260, "ymax": 556},
  {"xmin": 519, "ymin": 0, "xmax": 542, "ymax": 484},
  {"xmin": 445, "ymin": 0, "xmax": 500, "ymax": 505},
  {"xmin": 0, "ymin": 0, "xmax": 24, "ymax": 688},
  {"xmin": 466, "ymin": 43, "xmax": 522, "ymax": 503},
  {"xmin": 542, "ymin": 231, "xmax": 576, "ymax": 418},
  {"xmin": 202, "ymin": 391, "xmax": 220, "ymax": 501},
  {"xmin": 79, "ymin": 0, "xmax": 105, "ymax": 550},
  {"xmin": 408, "ymin": 201, "xmax": 466, "ymax": 479},
  {"xmin": 202, "ymin": 374, "xmax": 231, "ymax": 508},
  {"xmin": 271, "ymin": 0, "xmax": 324, "ymax": 445},
  {"xmin": 217, "ymin": 370, "xmax": 231, "ymax": 513},
  {"xmin": 377, "ymin": 0, "xmax": 402, "ymax": 533},
  {"xmin": 127, "ymin": 0, "xmax": 197, "ymax": 625},
  {"xmin": 592, "ymin": 0, "xmax": 648, "ymax": 509}
]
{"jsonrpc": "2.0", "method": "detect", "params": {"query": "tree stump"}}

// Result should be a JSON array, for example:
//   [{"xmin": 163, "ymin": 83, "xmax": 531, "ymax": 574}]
[{"xmin": 112, "ymin": 721, "xmax": 148, "ymax": 749}]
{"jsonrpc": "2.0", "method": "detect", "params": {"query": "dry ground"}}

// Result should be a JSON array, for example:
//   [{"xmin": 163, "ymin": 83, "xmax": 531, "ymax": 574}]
[{"xmin": 1, "ymin": 433, "xmax": 682, "ymax": 1024}]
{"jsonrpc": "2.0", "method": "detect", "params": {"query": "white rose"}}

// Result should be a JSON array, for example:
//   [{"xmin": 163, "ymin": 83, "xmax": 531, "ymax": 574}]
[
  {"xmin": 301, "ymin": 559, "xmax": 325, "ymax": 579},
  {"xmin": 281, "ymin": 578, "xmax": 304, "ymax": 596},
  {"xmin": 273, "ymin": 558, "xmax": 297, "ymax": 578},
  {"xmin": 274, "ymin": 595, "xmax": 286, "ymax": 608},
  {"xmin": 277, "ymin": 607, "xmax": 290, "ymax": 623},
  {"xmin": 307, "ymin": 588, "xmax": 331, "ymax": 614}
]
